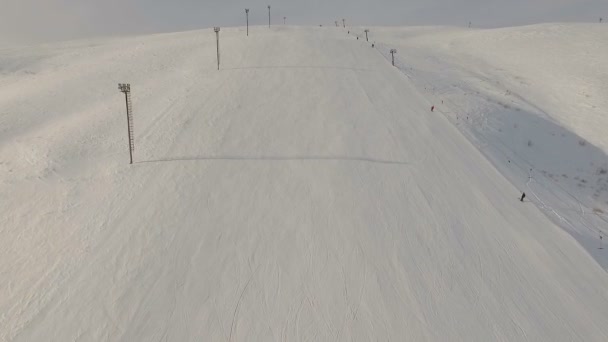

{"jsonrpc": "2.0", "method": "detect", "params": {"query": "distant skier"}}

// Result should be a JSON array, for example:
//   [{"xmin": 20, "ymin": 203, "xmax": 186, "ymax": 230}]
[
  {"xmin": 520, "ymin": 192, "xmax": 526, "ymax": 202},
  {"xmin": 431, "ymin": 106, "xmax": 435, "ymax": 112}
]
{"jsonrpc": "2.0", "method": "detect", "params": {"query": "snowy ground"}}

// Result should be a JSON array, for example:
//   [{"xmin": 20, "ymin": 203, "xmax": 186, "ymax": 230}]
[
  {"xmin": 2, "ymin": 25, "xmax": 608, "ymax": 341},
  {"xmin": 355, "ymin": 23, "xmax": 608, "ymax": 269}
]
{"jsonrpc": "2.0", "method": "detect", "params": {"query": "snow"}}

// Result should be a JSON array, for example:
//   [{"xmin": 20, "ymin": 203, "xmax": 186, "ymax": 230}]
[
  {"xmin": 2, "ymin": 25, "xmax": 608, "ymax": 340},
  {"xmin": 360, "ymin": 23, "xmax": 608, "ymax": 270}
]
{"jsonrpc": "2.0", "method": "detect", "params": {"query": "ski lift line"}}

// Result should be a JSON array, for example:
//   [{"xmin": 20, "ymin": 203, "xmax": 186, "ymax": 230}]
[
  {"xmin": 344, "ymin": 29, "xmax": 606, "ymax": 238},
  {"xmin": 368, "ymin": 38, "xmax": 607, "ymax": 238}
]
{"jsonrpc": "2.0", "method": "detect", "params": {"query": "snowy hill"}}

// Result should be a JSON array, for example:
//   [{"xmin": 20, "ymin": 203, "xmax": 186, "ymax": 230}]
[
  {"xmin": 2, "ymin": 25, "xmax": 608, "ymax": 340},
  {"xmin": 360, "ymin": 23, "xmax": 608, "ymax": 270}
]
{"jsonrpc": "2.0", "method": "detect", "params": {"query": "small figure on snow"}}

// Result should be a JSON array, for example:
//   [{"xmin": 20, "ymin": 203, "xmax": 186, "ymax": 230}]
[
  {"xmin": 520, "ymin": 192, "xmax": 526, "ymax": 202},
  {"xmin": 431, "ymin": 106, "xmax": 435, "ymax": 112},
  {"xmin": 372, "ymin": 43, "xmax": 375, "ymax": 48}
]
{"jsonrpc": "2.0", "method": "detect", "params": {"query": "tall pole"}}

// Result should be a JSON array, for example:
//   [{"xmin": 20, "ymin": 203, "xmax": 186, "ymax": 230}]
[
  {"xmin": 118, "ymin": 83, "xmax": 134, "ymax": 165},
  {"xmin": 390, "ymin": 49, "xmax": 397, "ymax": 66},
  {"xmin": 214, "ymin": 27, "xmax": 220, "ymax": 70},
  {"xmin": 124, "ymin": 90, "xmax": 133, "ymax": 165},
  {"xmin": 342, "ymin": 19, "xmax": 345, "ymax": 28},
  {"xmin": 284, "ymin": 16, "xmax": 286, "ymax": 25},
  {"xmin": 364, "ymin": 29, "xmax": 369, "ymax": 42},
  {"xmin": 268, "ymin": 5, "xmax": 271, "ymax": 28},
  {"xmin": 245, "ymin": 9, "xmax": 249, "ymax": 36}
]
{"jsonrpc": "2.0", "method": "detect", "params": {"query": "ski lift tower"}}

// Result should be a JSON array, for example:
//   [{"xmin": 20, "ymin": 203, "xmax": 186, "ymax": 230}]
[
  {"xmin": 214, "ymin": 27, "xmax": 220, "ymax": 70},
  {"xmin": 268, "ymin": 5, "xmax": 271, "ymax": 28},
  {"xmin": 118, "ymin": 83, "xmax": 134, "ymax": 164},
  {"xmin": 390, "ymin": 49, "xmax": 397, "ymax": 66},
  {"xmin": 245, "ymin": 9, "xmax": 250, "ymax": 36}
]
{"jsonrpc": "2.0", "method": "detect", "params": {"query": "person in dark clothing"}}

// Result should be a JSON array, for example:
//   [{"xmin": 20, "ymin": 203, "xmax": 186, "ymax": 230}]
[
  {"xmin": 431, "ymin": 106, "xmax": 435, "ymax": 112},
  {"xmin": 520, "ymin": 192, "xmax": 526, "ymax": 202}
]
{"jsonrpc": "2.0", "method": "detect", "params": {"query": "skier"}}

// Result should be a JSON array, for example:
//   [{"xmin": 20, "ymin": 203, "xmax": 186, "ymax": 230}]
[
  {"xmin": 431, "ymin": 106, "xmax": 435, "ymax": 112},
  {"xmin": 520, "ymin": 192, "xmax": 526, "ymax": 202}
]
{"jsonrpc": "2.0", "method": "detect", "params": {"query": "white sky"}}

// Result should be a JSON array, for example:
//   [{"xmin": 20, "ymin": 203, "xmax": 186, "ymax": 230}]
[{"xmin": 0, "ymin": 0, "xmax": 607, "ymax": 45}]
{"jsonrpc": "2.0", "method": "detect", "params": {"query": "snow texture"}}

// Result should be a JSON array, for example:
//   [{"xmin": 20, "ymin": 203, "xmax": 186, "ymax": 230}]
[
  {"xmin": 2, "ymin": 25, "xmax": 608, "ymax": 341},
  {"xmin": 360, "ymin": 23, "xmax": 608, "ymax": 270}
]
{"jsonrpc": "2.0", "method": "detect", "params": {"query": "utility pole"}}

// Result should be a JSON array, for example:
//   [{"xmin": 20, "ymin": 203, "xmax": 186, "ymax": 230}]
[
  {"xmin": 245, "ymin": 9, "xmax": 250, "ymax": 36},
  {"xmin": 342, "ymin": 19, "xmax": 346, "ymax": 28},
  {"xmin": 364, "ymin": 29, "xmax": 369, "ymax": 42},
  {"xmin": 268, "ymin": 5, "xmax": 271, "ymax": 28},
  {"xmin": 390, "ymin": 49, "xmax": 397, "ymax": 66},
  {"xmin": 214, "ymin": 27, "xmax": 220, "ymax": 70},
  {"xmin": 118, "ymin": 83, "xmax": 134, "ymax": 165}
]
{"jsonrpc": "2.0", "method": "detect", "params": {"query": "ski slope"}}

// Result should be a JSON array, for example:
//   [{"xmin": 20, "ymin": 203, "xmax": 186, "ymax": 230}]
[
  {"xmin": 361, "ymin": 23, "xmax": 608, "ymax": 269},
  {"xmin": 2, "ymin": 26, "xmax": 608, "ymax": 341}
]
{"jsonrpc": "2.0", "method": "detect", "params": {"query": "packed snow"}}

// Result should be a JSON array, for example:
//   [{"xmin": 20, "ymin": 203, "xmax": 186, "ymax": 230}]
[
  {"xmin": 2, "ymin": 25, "xmax": 608, "ymax": 341},
  {"xmin": 356, "ymin": 23, "xmax": 608, "ymax": 269}
]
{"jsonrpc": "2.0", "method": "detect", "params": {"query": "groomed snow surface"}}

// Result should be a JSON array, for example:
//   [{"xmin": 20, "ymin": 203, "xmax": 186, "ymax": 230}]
[
  {"xmin": 2, "ymin": 25, "xmax": 608, "ymax": 341},
  {"xmin": 360, "ymin": 23, "xmax": 608, "ymax": 269}
]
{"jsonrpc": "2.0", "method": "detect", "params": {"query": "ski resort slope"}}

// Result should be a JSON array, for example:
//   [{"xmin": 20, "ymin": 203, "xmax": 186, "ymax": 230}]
[
  {"xmin": 361, "ymin": 23, "xmax": 608, "ymax": 269},
  {"xmin": 2, "ymin": 26, "xmax": 608, "ymax": 341},
  {"xmin": 370, "ymin": 23, "xmax": 608, "ymax": 153}
]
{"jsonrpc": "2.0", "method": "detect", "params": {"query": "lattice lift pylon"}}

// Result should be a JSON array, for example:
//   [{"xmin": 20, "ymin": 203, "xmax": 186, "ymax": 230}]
[{"xmin": 119, "ymin": 83, "xmax": 134, "ymax": 164}]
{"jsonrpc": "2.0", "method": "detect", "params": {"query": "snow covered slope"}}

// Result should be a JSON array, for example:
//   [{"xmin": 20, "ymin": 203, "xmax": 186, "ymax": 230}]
[
  {"xmin": 2, "ymin": 26, "xmax": 608, "ymax": 341},
  {"xmin": 362, "ymin": 23, "xmax": 608, "ymax": 269}
]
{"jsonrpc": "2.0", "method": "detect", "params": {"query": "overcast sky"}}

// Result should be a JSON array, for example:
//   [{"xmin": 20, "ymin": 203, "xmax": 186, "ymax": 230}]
[{"xmin": 1, "ymin": 0, "xmax": 606, "ymax": 45}]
